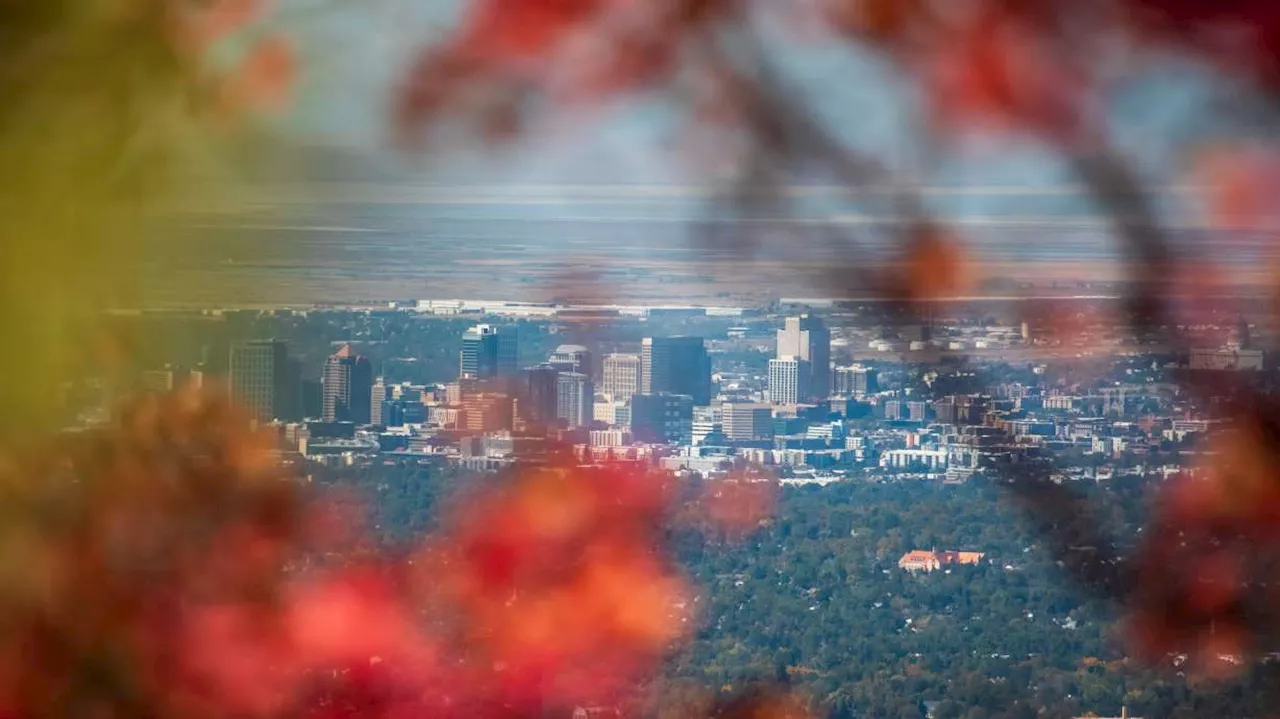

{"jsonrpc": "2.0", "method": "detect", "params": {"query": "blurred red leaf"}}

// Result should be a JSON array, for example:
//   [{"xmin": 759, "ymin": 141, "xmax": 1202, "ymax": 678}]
[
  {"xmin": 220, "ymin": 35, "xmax": 296, "ymax": 115},
  {"xmin": 462, "ymin": 0, "xmax": 611, "ymax": 64},
  {"xmin": 1193, "ymin": 145, "xmax": 1280, "ymax": 231},
  {"xmin": 921, "ymin": 11, "xmax": 1087, "ymax": 139},
  {"xmin": 900, "ymin": 225, "xmax": 973, "ymax": 301}
]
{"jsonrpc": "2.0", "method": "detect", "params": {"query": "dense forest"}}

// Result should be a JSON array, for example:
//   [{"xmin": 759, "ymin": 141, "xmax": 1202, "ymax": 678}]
[{"xmin": 316, "ymin": 462, "xmax": 1277, "ymax": 719}]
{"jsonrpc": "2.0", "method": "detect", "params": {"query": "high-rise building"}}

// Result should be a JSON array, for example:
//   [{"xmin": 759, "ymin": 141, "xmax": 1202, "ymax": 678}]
[
  {"xmin": 371, "ymin": 377, "xmax": 392, "ymax": 427},
  {"xmin": 281, "ymin": 357, "xmax": 303, "ymax": 422},
  {"xmin": 521, "ymin": 364, "xmax": 560, "ymax": 426},
  {"xmin": 322, "ymin": 344, "xmax": 374, "ymax": 424},
  {"xmin": 641, "ymin": 337, "xmax": 712, "ymax": 405},
  {"xmin": 776, "ymin": 315, "xmax": 831, "ymax": 401},
  {"xmin": 601, "ymin": 353, "xmax": 642, "ymax": 400},
  {"xmin": 548, "ymin": 345, "xmax": 594, "ymax": 378},
  {"xmin": 833, "ymin": 364, "xmax": 877, "ymax": 399},
  {"xmin": 460, "ymin": 324, "xmax": 518, "ymax": 380},
  {"xmin": 301, "ymin": 378, "xmax": 323, "ymax": 419},
  {"xmin": 556, "ymin": 372, "xmax": 594, "ymax": 429},
  {"xmin": 722, "ymin": 403, "xmax": 774, "ymax": 442},
  {"xmin": 631, "ymin": 393, "xmax": 693, "ymax": 445},
  {"xmin": 768, "ymin": 357, "xmax": 810, "ymax": 406},
  {"xmin": 229, "ymin": 339, "xmax": 292, "ymax": 422}
]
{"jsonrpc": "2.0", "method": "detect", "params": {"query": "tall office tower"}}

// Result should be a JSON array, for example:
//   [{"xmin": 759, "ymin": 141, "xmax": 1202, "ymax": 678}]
[
  {"xmin": 460, "ymin": 324, "xmax": 518, "ymax": 380},
  {"xmin": 640, "ymin": 337, "xmax": 712, "ymax": 405},
  {"xmin": 322, "ymin": 344, "xmax": 374, "ymax": 424},
  {"xmin": 768, "ymin": 357, "xmax": 811, "ymax": 406},
  {"xmin": 556, "ymin": 372, "xmax": 594, "ymax": 429},
  {"xmin": 722, "ymin": 403, "xmax": 775, "ymax": 442},
  {"xmin": 776, "ymin": 315, "xmax": 831, "ymax": 401},
  {"xmin": 833, "ymin": 364, "xmax": 877, "ymax": 399},
  {"xmin": 601, "ymin": 353, "xmax": 642, "ymax": 400},
  {"xmin": 548, "ymin": 344, "xmax": 594, "ymax": 378},
  {"xmin": 229, "ymin": 339, "xmax": 291, "ymax": 422},
  {"xmin": 276, "ymin": 356, "xmax": 303, "ymax": 422},
  {"xmin": 521, "ymin": 364, "xmax": 560, "ymax": 425},
  {"xmin": 371, "ymin": 377, "xmax": 392, "ymax": 426},
  {"xmin": 301, "ymin": 378, "xmax": 323, "ymax": 419},
  {"xmin": 631, "ymin": 393, "xmax": 694, "ymax": 445}
]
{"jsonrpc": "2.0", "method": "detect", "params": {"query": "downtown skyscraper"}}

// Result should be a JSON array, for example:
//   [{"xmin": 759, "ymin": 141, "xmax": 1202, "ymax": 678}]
[
  {"xmin": 556, "ymin": 372, "xmax": 594, "ymax": 429},
  {"xmin": 229, "ymin": 339, "xmax": 298, "ymax": 422},
  {"xmin": 769, "ymin": 356, "xmax": 810, "ymax": 406},
  {"xmin": 640, "ymin": 337, "xmax": 712, "ymax": 405},
  {"xmin": 776, "ymin": 315, "xmax": 830, "ymax": 402},
  {"xmin": 460, "ymin": 324, "xmax": 518, "ymax": 380},
  {"xmin": 601, "ymin": 353, "xmax": 642, "ymax": 400},
  {"xmin": 520, "ymin": 364, "xmax": 560, "ymax": 426},
  {"xmin": 322, "ymin": 344, "xmax": 374, "ymax": 424},
  {"xmin": 370, "ymin": 376, "xmax": 392, "ymax": 426}
]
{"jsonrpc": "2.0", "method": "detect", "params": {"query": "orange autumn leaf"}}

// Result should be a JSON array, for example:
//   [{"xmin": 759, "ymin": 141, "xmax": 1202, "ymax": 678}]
[
  {"xmin": 220, "ymin": 36, "xmax": 296, "ymax": 114},
  {"xmin": 921, "ymin": 12, "xmax": 1086, "ymax": 140},
  {"xmin": 462, "ymin": 0, "xmax": 611, "ymax": 64},
  {"xmin": 902, "ymin": 226, "xmax": 972, "ymax": 301},
  {"xmin": 577, "ymin": 552, "xmax": 687, "ymax": 646},
  {"xmin": 170, "ymin": 0, "xmax": 269, "ymax": 56},
  {"xmin": 510, "ymin": 468, "xmax": 601, "ymax": 540},
  {"xmin": 198, "ymin": 0, "xmax": 266, "ymax": 44},
  {"xmin": 1193, "ymin": 145, "xmax": 1280, "ymax": 230}
]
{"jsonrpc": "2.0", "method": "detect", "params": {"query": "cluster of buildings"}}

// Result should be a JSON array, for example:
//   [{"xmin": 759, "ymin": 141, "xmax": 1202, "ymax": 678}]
[{"xmin": 196, "ymin": 306, "xmax": 1265, "ymax": 478}]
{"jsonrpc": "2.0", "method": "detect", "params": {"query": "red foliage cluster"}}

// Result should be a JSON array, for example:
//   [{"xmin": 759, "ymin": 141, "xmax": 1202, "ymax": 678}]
[
  {"xmin": 1126, "ymin": 419, "xmax": 1280, "ymax": 681},
  {"xmin": 164, "ymin": 0, "xmax": 295, "ymax": 117},
  {"xmin": 395, "ymin": 0, "xmax": 742, "ymax": 143},
  {"xmin": 828, "ymin": 0, "xmax": 1280, "ymax": 134},
  {"xmin": 408, "ymin": 463, "xmax": 693, "ymax": 712},
  {"xmin": 393, "ymin": 0, "xmax": 1280, "ymax": 145},
  {"xmin": 0, "ymin": 387, "xmax": 775, "ymax": 718}
]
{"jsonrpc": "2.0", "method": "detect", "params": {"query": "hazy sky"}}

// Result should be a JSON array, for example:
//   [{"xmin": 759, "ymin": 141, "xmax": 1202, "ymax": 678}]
[{"xmin": 257, "ymin": 0, "xmax": 1268, "ymax": 233}]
